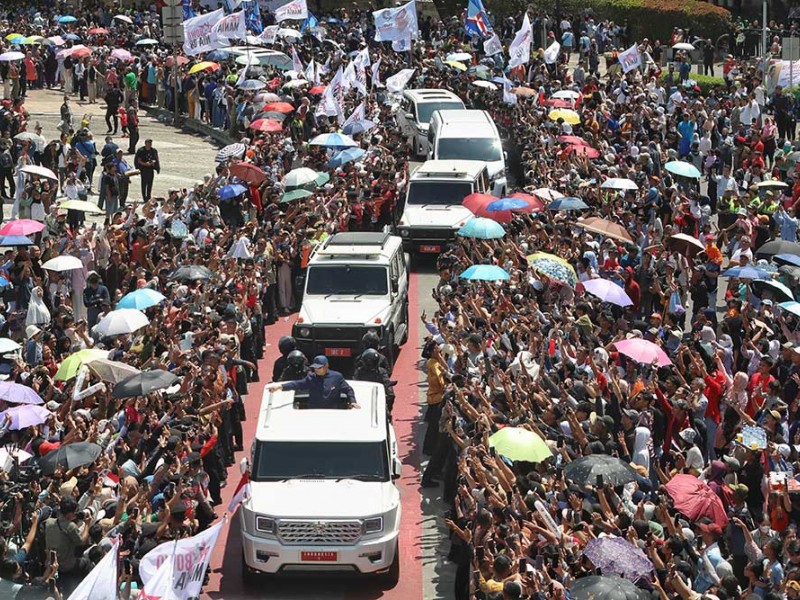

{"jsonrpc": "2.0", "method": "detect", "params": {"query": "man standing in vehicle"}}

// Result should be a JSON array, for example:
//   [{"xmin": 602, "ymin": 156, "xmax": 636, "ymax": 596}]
[{"xmin": 266, "ymin": 355, "xmax": 358, "ymax": 409}]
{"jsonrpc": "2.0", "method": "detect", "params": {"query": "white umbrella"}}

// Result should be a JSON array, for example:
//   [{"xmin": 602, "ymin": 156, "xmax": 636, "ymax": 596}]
[
  {"xmin": 553, "ymin": 90, "xmax": 580, "ymax": 100},
  {"xmin": 282, "ymin": 167, "xmax": 319, "ymax": 187},
  {"xmin": 283, "ymin": 79, "xmax": 308, "ymax": 89},
  {"xmin": 94, "ymin": 309, "xmax": 150, "ymax": 337},
  {"xmin": 601, "ymin": 178, "xmax": 639, "ymax": 191},
  {"xmin": 278, "ymin": 28, "xmax": 302, "ymax": 40},
  {"xmin": 755, "ymin": 179, "xmax": 789, "ymax": 189},
  {"xmin": 20, "ymin": 165, "xmax": 57, "ymax": 180},
  {"xmin": 672, "ymin": 42, "xmax": 695, "ymax": 51},
  {"xmin": 245, "ymin": 35, "xmax": 265, "ymax": 46},
  {"xmin": 87, "ymin": 358, "xmax": 141, "ymax": 384},
  {"xmin": 0, "ymin": 338, "xmax": 21, "ymax": 353},
  {"xmin": 47, "ymin": 35, "xmax": 65, "ymax": 46},
  {"xmin": 58, "ymin": 199, "xmax": 105, "ymax": 214},
  {"xmin": 531, "ymin": 188, "xmax": 565, "ymax": 201},
  {"xmin": 471, "ymin": 80, "xmax": 497, "ymax": 90},
  {"xmin": 446, "ymin": 51, "xmax": 472, "ymax": 62},
  {"xmin": 14, "ymin": 132, "xmax": 46, "ymax": 149},
  {"xmin": 227, "ymin": 238, "xmax": 253, "ymax": 259},
  {"xmin": 0, "ymin": 447, "xmax": 32, "ymax": 472},
  {"xmin": 0, "ymin": 51, "xmax": 25, "ymax": 61},
  {"xmin": 42, "ymin": 255, "xmax": 84, "ymax": 272},
  {"xmin": 114, "ymin": 14, "xmax": 134, "ymax": 24}
]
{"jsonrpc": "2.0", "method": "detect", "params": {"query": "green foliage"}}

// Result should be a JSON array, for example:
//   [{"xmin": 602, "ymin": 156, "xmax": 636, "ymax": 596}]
[{"xmin": 659, "ymin": 71, "xmax": 726, "ymax": 94}]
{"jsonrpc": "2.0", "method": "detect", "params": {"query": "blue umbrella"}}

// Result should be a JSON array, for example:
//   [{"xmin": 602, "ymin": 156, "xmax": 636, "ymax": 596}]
[
  {"xmin": 0, "ymin": 235, "xmax": 34, "ymax": 246},
  {"xmin": 117, "ymin": 288, "xmax": 166, "ymax": 310},
  {"xmin": 342, "ymin": 120, "xmax": 376, "ymax": 136},
  {"xmin": 549, "ymin": 197, "xmax": 590, "ymax": 211},
  {"xmin": 486, "ymin": 197, "xmax": 529, "ymax": 212},
  {"xmin": 63, "ymin": 33, "xmax": 80, "ymax": 41},
  {"xmin": 136, "ymin": 38, "xmax": 158, "ymax": 46},
  {"xmin": 457, "ymin": 217, "xmax": 505, "ymax": 240},
  {"xmin": 780, "ymin": 301, "xmax": 800, "ymax": 318},
  {"xmin": 0, "ymin": 276, "xmax": 9, "ymax": 287},
  {"xmin": 327, "ymin": 148, "xmax": 365, "ymax": 169},
  {"xmin": 309, "ymin": 132, "xmax": 358, "ymax": 148},
  {"xmin": 206, "ymin": 50, "xmax": 230, "ymax": 60},
  {"xmin": 218, "ymin": 184, "xmax": 247, "ymax": 200},
  {"xmin": 58, "ymin": 15, "xmax": 77, "ymax": 23},
  {"xmin": 238, "ymin": 79, "xmax": 266, "ymax": 90},
  {"xmin": 459, "ymin": 264, "xmax": 510, "ymax": 281},
  {"xmin": 753, "ymin": 279, "xmax": 795, "ymax": 302},
  {"xmin": 721, "ymin": 266, "xmax": 771, "ymax": 280},
  {"xmin": 775, "ymin": 253, "xmax": 800, "ymax": 268},
  {"xmin": 664, "ymin": 161, "xmax": 702, "ymax": 179}
]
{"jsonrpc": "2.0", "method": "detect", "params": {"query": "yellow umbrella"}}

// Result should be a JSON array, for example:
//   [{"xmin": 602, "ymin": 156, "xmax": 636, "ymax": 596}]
[
  {"xmin": 5, "ymin": 33, "xmax": 23, "ymax": 41},
  {"xmin": 188, "ymin": 61, "xmax": 219, "ymax": 74},
  {"xmin": 444, "ymin": 60, "xmax": 468, "ymax": 71},
  {"xmin": 548, "ymin": 109, "xmax": 580, "ymax": 125},
  {"xmin": 56, "ymin": 349, "xmax": 111, "ymax": 381},
  {"xmin": 526, "ymin": 252, "xmax": 578, "ymax": 287},
  {"xmin": 24, "ymin": 35, "xmax": 44, "ymax": 44}
]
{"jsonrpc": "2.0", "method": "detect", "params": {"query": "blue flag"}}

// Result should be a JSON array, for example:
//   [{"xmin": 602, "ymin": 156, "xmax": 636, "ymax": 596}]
[
  {"xmin": 300, "ymin": 12, "xmax": 319, "ymax": 33},
  {"xmin": 243, "ymin": 0, "xmax": 262, "ymax": 33},
  {"xmin": 223, "ymin": 0, "xmax": 239, "ymax": 14},
  {"xmin": 182, "ymin": 0, "xmax": 195, "ymax": 20},
  {"xmin": 465, "ymin": 0, "xmax": 492, "ymax": 38}
]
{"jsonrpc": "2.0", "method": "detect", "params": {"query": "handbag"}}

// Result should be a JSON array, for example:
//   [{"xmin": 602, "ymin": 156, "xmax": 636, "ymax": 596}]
[{"xmin": 668, "ymin": 290, "xmax": 685, "ymax": 315}]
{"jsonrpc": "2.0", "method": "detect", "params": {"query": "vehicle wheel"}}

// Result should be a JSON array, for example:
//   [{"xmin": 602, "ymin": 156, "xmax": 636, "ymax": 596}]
[
  {"xmin": 399, "ymin": 300, "xmax": 409, "ymax": 345},
  {"xmin": 384, "ymin": 330, "xmax": 396, "ymax": 374},
  {"xmin": 242, "ymin": 550, "xmax": 258, "ymax": 587},
  {"xmin": 380, "ymin": 542, "xmax": 400, "ymax": 587}
]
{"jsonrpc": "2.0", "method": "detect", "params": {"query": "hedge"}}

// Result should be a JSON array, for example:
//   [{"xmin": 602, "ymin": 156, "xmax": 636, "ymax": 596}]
[{"xmin": 659, "ymin": 71, "xmax": 726, "ymax": 94}]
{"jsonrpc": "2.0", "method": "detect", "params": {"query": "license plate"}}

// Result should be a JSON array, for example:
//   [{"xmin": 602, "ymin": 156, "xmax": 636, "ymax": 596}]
[
  {"xmin": 301, "ymin": 551, "xmax": 338, "ymax": 562},
  {"xmin": 324, "ymin": 348, "xmax": 351, "ymax": 357},
  {"xmin": 419, "ymin": 245, "xmax": 441, "ymax": 253}
]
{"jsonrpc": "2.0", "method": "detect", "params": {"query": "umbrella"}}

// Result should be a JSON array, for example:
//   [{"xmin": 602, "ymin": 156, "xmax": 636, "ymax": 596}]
[
  {"xmin": 63, "ymin": 34, "xmax": 81, "ymax": 41},
  {"xmin": 780, "ymin": 265, "xmax": 800, "ymax": 281},
  {"xmin": 40, "ymin": 442, "xmax": 102, "ymax": 475},
  {"xmin": 485, "ymin": 197, "xmax": 530, "ymax": 212},
  {"xmin": 565, "ymin": 455, "xmax": 639, "ymax": 487},
  {"xmin": 721, "ymin": 266, "xmax": 771, "ymax": 280},
  {"xmin": 229, "ymin": 162, "xmax": 266, "ymax": 184},
  {"xmin": 328, "ymin": 148, "xmax": 366, "ymax": 168},
  {"xmin": 94, "ymin": 309, "xmax": 149, "ymax": 337},
  {"xmin": 227, "ymin": 238, "xmax": 253, "ymax": 259},
  {"xmin": 0, "ymin": 219, "xmax": 45, "ymax": 237},
  {"xmin": 613, "ymin": 338, "xmax": 672, "ymax": 366},
  {"xmin": 0, "ymin": 447, "xmax": 32, "ymax": 472},
  {"xmin": 526, "ymin": 253, "xmax": 578, "ymax": 288},
  {"xmin": 488, "ymin": 427, "xmax": 551, "ymax": 462},
  {"xmin": 665, "ymin": 160, "xmax": 702, "ymax": 178},
  {"xmin": 136, "ymin": 38, "xmax": 159, "ymax": 46},
  {"xmin": 57, "ymin": 199, "xmax": 104, "ymax": 214},
  {"xmin": 309, "ymin": 133, "xmax": 358, "ymax": 148},
  {"xmin": 0, "ymin": 382, "xmax": 44, "ymax": 405},
  {"xmin": 755, "ymin": 179, "xmax": 788, "ymax": 189},
  {"xmin": 238, "ymin": 79, "xmax": 266, "ymax": 90},
  {"xmin": 0, "ymin": 338, "xmax": 21, "ymax": 353},
  {"xmin": 542, "ymin": 98, "xmax": 574, "ymax": 108},
  {"xmin": 752, "ymin": 278, "xmax": 795, "ymax": 301},
  {"xmin": 548, "ymin": 109, "xmax": 580, "ymax": 124},
  {"xmin": 308, "ymin": 85, "xmax": 327, "ymax": 95},
  {"xmin": 569, "ymin": 575, "xmax": 649, "ymax": 600},
  {"xmin": 218, "ymin": 183, "xmax": 247, "ymax": 200},
  {"xmin": 262, "ymin": 102, "xmax": 295, "ymax": 113},
  {"xmin": 55, "ymin": 349, "xmax": 110, "ymax": 381},
  {"xmin": 57, "ymin": 15, "xmax": 77, "ymax": 23},
  {"xmin": 86, "ymin": 358, "xmax": 140, "ymax": 385},
  {"xmin": 171, "ymin": 265, "xmax": 213, "ymax": 281},
  {"xmin": 206, "ymin": 50, "xmax": 230, "ymax": 61},
  {"xmin": 255, "ymin": 110, "xmax": 288, "ymax": 122},
  {"xmin": 112, "ymin": 370, "xmax": 180, "ymax": 399},
  {"xmin": 576, "ymin": 217, "xmax": 634, "ymax": 243},
  {"xmin": 4, "ymin": 33, "xmax": 23, "ymax": 41},
  {"xmin": 278, "ymin": 28, "xmax": 302, "ymax": 40},
  {"xmin": 71, "ymin": 47, "xmax": 93, "ymax": 59},
  {"xmin": 215, "ymin": 143, "xmax": 246, "ymax": 163},
  {"xmin": 15, "ymin": 132, "xmax": 46, "ymax": 148},
  {"xmin": 314, "ymin": 172, "xmax": 330, "ymax": 187},
  {"xmin": 282, "ymin": 167, "xmax": 320, "ymax": 188},
  {"xmin": 780, "ymin": 301, "xmax": 800, "ymax": 318},
  {"xmin": 446, "ymin": 51, "xmax": 472, "ymax": 62},
  {"xmin": 342, "ymin": 120, "xmax": 377, "ymax": 136},
  {"xmin": 584, "ymin": 537, "xmax": 654, "ymax": 581},
  {"xmin": 41, "ymin": 255, "xmax": 84, "ymax": 272},
  {"xmin": 459, "ymin": 264, "xmax": 510, "ymax": 281},
  {"xmin": 601, "ymin": 178, "xmax": 639, "ymax": 191},
  {"xmin": 117, "ymin": 288, "xmax": 166, "ymax": 310},
  {"xmin": 0, "ymin": 405, "xmax": 51, "ymax": 430},
  {"xmin": 667, "ymin": 233, "xmax": 705, "ymax": 257},
  {"xmin": 582, "ymin": 279, "xmax": 633, "ymax": 307},
  {"xmin": 567, "ymin": 144, "xmax": 600, "ymax": 158},
  {"xmin": 665, "ymin": 473, "xmax": 728, "ymax": 528},
  {"xmin": 283, "ymin": 79, "xmax": 308, "ymax": 90},
  {"xmin": 188, "ymin": 61, "xmax": 219, "ymax": 74},
  {"xmin": 249, "ymin": 118, "xmax": 282, "ymax": 132},
  {"xmin": 531, "ymin": 187, "xmax": 564, "ymax": 201},
  {"xmin": 0, "ymin": 51, "xmax": 25, "ymax": 62},
  {"xmin": 0, "ymin": 236, "xmax": 34, "ymax": 247},
  {"xmin": 471, "ymin": 80, "xmax": 497, "ymax": 90},
  {"xmin": 87, "ymin": 27, "xmax": 109, "ymax": 35},
  {"xmin": 444, "ymin": 60, "xmax": 468, "ymax": 71},
  {"xmin": 47, "ymin": 36, "xmax": 65, "ymax": 46},
  {"xmin": 114, "ymin": 14, "xmax": 134, "ymax": 23},
  {"xmin": 236, "ymin": 55, "xmax": 263, "ymax": 66},
  {"xmin": 553, "ymin": 89, "xmax": 581, "ymax": 100},
  {"xmin": 457, "ymin": 217, "xmax": 505, "ymax": 240},
  {"xmin": 19, "ymin": 165, "xmax": 57, "ymax": 180},
  {"xmin": 756, "ymin": 240, "xmax": 800, "ymax": 258},
  {"xmin": 775, "ymin": 253, "xmax": 800, "ymax": 267},
  {"xmin": 280, "ymin": 189, "xmax": 313, "ymax": 203},
  {"xmin": 110, "ymin": 48, "xmax": 133, "ymax": 61},
  {"xmin": 672, "ymin": 42, "xmax": 695, "ymax": 50},
  {"xmin": 508, "ymin": 192, "xmax": 545, "ymax": 212},
  {"xmin": 462, "ymin": 193, "xmax": 512, "ymax": 223},
  {"xmin": 558, "ymin": 135, "xmax": 588, "ymax": 145},
  {"xmin": 549, "ymin": 197, "xmax": 589, "ymax": 211}
]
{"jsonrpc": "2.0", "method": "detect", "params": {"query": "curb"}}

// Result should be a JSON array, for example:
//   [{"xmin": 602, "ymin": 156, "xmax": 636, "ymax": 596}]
[{"xmin": 141, "ymin": 105, "xmax": 236, "ymax": 147}]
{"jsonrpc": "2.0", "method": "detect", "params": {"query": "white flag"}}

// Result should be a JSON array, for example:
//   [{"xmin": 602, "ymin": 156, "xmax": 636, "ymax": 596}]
[
  {"xmin": 371, "ymin": 58, "xmax": 382, "ymax": 88},
  {"xmin": 543, "ymin": 41, "xmax": 560, "ymax": 65},
  {"xmin": 385, "ymin": 68, "xmax": 415, "ymax": 93},
  {"xmin": 320, "ymin": 56, "xmax": 330, "ymax": 75},
  {"xmin": 502, "ymin": 76, "xmax": 517, "ymax": 106},
  {"xmin": 304, "ymin": 59, "xmax": 318, "ymax": 84},
  {"xmin": 183, "ymin": 9, "xmax": 225, "ymax": 56},
  {"xmin": 483, "ymin": 33, "xmax": 502, "ymax": 57},
  {"xmin": 618, "ymin": 44, "xmax": 642, "ymax": 73},
  {"xmin": 291, "ymin": 46, "xmax": 303, "ymax": 73},
  {"xmin": 343, "ymin": 102, "xmax": 366, "ymax": 129},
  {"xmin": 317, "ymin": 66, "xmax": 345, "ymax": 122},
  {"xmin": 67, "ymin": 539, "xmax": 119, "ymax": 600},
  {"xmin": 372, "ymin": 0, "xmax": 418, "ymax": 42},
  {"xmin": 507, "ymin": 12, "xmax": 532, "ymax": 68},
  {"xmin": 211, "ymin": 10, "xmax": 246, "ymax": 41},
  {"xmin": 139, "ymin": 521, "xmax": 225, "ymax": 600},
  {"xmin": 236, "ymin": 62, "xmax": 249, "ymax": 87},
  {"xmin": 392, "ymin": 37, "xmax": 412, "ymax": 52},
  {"xmin": 274, "ymin": 0, "xmax": 307, "ymax": 23},
  {"xmin": 354, "ymin": 46, "xmax": 371, "ymax": 68},
  {"xmin": 228, "ymin": 482, "xmax": 250, "ymax": 512},
  {"xmin": 258, "ymin": 24, "xmax": 279, "ymax": 44},
  {"xmin": 343, "ymin": 61, "xmax": 367, "ymax": 95}
]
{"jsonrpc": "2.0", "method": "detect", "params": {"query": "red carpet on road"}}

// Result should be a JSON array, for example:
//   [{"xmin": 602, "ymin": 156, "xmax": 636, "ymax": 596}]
[{"xmin": 203, "ymin": 272, "xmax": 424, "ymax": 600}]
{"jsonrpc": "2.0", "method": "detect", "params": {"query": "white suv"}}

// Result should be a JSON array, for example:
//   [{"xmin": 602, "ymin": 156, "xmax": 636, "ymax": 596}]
[
  {"xmin": 292, "ymin": 232, "xmax": 409, "ymax": 371},
  {"xmin": 395, "ymin": 89, "xmax": 465, "ymax": 158},
  {"xmin": 239, "ymin": 381, "xmax": 401, "ymax": 584}
]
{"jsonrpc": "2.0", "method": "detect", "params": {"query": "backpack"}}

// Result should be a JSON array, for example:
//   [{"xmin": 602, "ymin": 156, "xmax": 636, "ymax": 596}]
[{"xmin": 0, "ymin": 150, "xmax": 11, "ymax": 170}]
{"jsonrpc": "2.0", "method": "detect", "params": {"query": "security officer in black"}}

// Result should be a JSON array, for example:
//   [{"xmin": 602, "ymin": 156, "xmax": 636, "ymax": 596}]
[
  {"xmin": 357, "ymin": 331, "xmax": 390, "ymax": 373},
  {"xmin": 354, "ymin": 348, "xmax": 396, "ymax": 418},
  {"xmin": 272, "ymin": 336, "xmax": 296, "ymax": 381},
  {"xmin": 280, "ymin": 350, "xmax": 309, "ymax": 381}
]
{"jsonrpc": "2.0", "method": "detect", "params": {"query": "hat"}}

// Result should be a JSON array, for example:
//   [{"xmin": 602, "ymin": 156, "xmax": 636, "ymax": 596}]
[
  {"xmin": 622, "ymin": 408, "xmax": 640, "ymax": 421},
  {"xmin": 678, "ymin": 429, "xmax": 697, "ymax": 444},
  {"xmin": 182, "ymin": 451, "xmax": 202, "ymax": 466},
  {"xmin": 768, "ymin": 409, "xmax": 782, "ymax": 421},
  {"xmin": 722, "ymin": 455, "xmax": 741, "ymax": 470},
  {"xmin": 650, "ymin": 312, "xmax": 662, "ymax": 321},
  {"xmin": 26, "ymin": 325, "xmax": 42, "ymax": 338},
  {"xmin": 777, "ymin": 443, "xmax": 791, "ymax": 459},
  {"xmin": 310, "ymin": 355, "xmax": 329, "ymax": 369},
  {"xmin": 717, "ymin": 334, "xmax": 733, "ymax": 349},
  {"xmin": 730, "ymin": 483, "xmax": 749, "ymax": 498},
  {"xmin": 60, "ymin": 477, "xmax": 78, "ymax": 498},
  {"xmin": 46, "ymin": 400, "xmax": 60, "ymax": 411},
  {"xmin": 576, "ymin": 314, "xmax": 594, "ymax": 332},
  {"xmin": 698, "ymin": 522, "xmax": 723, "ymax": 537}
]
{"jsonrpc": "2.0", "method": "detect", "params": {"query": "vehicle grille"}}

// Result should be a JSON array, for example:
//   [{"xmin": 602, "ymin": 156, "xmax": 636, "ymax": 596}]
[
  {"xmin": 408, "ymin": 227, "xmax": 456, "ymax": 242},
  {"xmin": 312, "ymin": 327, "xmax": 362, "ymax": 343},
  {"xmin": 278, "ymin": 520, "xmax": 362, "ymax": 545}
]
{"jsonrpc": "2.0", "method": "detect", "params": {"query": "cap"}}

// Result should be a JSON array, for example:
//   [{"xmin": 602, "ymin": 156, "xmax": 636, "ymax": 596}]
[
  {"xmin": 678, "ymin": 429, "xmax": 697, "ymax": 444},
  {"xmin": 310, "ymin": 355, "xmax": 329, "ymax": 369},
  {"xmin": 722, "ymin": 455, "xmax": 741, "ymax": 470},
  {"xmin": 182, "ymin": 451, "xmax": 201, "ymax": 465},
  {"xmin": 730, "ymin": 483, "xmax": 749, "ymax": 497},
  {"xmin": 622, "ymin": 408, "xmax": 640, "ymax": 421},
  {"xmin": 26, "ymin": 325, "xmax": 42, "ymax": 338}
]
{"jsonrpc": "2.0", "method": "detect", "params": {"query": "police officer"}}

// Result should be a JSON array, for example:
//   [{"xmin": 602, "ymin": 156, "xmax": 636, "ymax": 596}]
[
  {"xmin": 272, "ymin": 336, "xmax": 296, "ymax": 382},
  {"xmin": 280, "ymin": 350, "xmax": 309, "ymax": 381},
  {"xmin": 357, "ymin": 331, "xmax": 390, "ymax": 373},
  {"xmin": 354, "ymin": 348, "xmax": 396, "ymax": 417}
]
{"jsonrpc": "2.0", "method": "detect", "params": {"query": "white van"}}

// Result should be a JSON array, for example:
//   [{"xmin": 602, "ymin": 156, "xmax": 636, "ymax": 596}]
[
  {"xmin": 428, "ymin": 109, "xmax": 507, "ymax": 196},
  {"xmin": 395, "ymin": 89, "xmax": 465, "ymax": 158},
  {"xmin": 395, "ymin": 159, "xmax": 492, "ymax": 254},
  {"xmin": 239, "ymin": 381, "xmax": 401, "ymax": 584}
]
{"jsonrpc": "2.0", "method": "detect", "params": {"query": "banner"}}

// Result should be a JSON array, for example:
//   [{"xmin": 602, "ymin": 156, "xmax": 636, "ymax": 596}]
[
  {"xmin": 483, "ymin": 33, "xmax": 502, "ymax": 57},
  {"xmin": 543, "ymin": 41, "xmax": 560, "ymax": 65},
  {"xmin": 373, "ymin": 0, "xmax": 418, "ymax": 42},
  {"xmin": 386, "ymin": 67, "xmax": 415, "ymax": 93},
  {"xmin": 223, "ymin": 0, "xmax": 241, "ymax": 13},
  {"xmin": 67, "ymin": 539, "xmax": 119, "ymax": 600},
  {"xmin": 465, "ymin": 0, "xmax": 492, "ymax": 38},
  {"xmin": 304, "ymin": 59, "xmax": 318, "ymax": 84},
  {"xmin": 343, "ymin": 102, "xmax": 366, "ymax": 129},
  {"xmin": 291, "ymin": 46, "xmax": 303, "ymax": 72},
  {"xmin": 371, "ymin": 58, "xmax": 382, "ymax": 88},
  {"xmin": 274, "ymin": 0, "xmax": 307, "ymax": 22},
  {"xmin": 212, "ymin": 11, "xmax": 246, "ymax": 41},
  {"xmin": 139, "ymin": 521, "xmax": 225, "ymax": 600},
  {"xmin": 258, "ymin": 24, "xmax": 279, "ymax": 44},
  {"xmin": 183, "ymin": 9, "xmax": 224, "ymax": 56},
  {"xmin": 392, "ymin": 37, "xmax": 412, "ymax": 52},
  {"xmin": 508, "ymin": 13, "xmax": 532, "ymax": 68},
  {"xmin": 236, "ymin": 63, "xmax": 249, "ymax": 87},
  {"xmin": 244, "ymin": 0, "xmax": 263, "ymax": 33},
  {"xmin": 317, "ymin": 66, "xmax": 345, "ymax": 122},
  {"xmin": 502, "ymin": 76, "xmax": 517, "ymax": 105},
  {"xmin": 618, "ymin": 44, "xmax": 642, "ymax": 73},
  {"xmin": 182, "ymin": 0, "xmax": 196, "ymax": 21}
]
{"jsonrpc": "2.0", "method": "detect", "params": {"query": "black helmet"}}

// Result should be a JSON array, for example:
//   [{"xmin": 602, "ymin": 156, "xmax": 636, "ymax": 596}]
[
  {"xmin": 287, "ymin": 350, "xmax": 307, "ymax": 368},
  {"xmin": 278, "ymin": 336, "xmax": 296, "ymax": 356},
  {"xmin": 362, "ymin": 331, "xmax": 380, "ymax": 349},
  {"xmin": 360, "ymin": 348, "xmax": 380, "ymax": 369}
]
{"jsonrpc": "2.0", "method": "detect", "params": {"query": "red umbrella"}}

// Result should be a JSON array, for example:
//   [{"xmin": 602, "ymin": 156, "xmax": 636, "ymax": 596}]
[
  {"xmin": 309, "ymin": 85, "xmax": 326, "ymax": 95},
  {"xmin": 229, "ymin": 162, "xmax": 266, "ymax": 184},
  {"xmin": 568, "ymin": 145, "xmax": 600, "ymax": 159},
  {"xmin": 166, "ymin": 55, "xmax": 189, "ymax": 67},
  {"xmin": 509, "ymin": 192, "xmax": 545, "ymax": 212},
  {"xmin": 541, "ymin": 98, "xmax": 573, "ymax": 108},
  {"xmin": 558, "ymin": 135, "xmax": 589, "ymax": 146},
  {"xmin": 262, "ymin": 102, "xmax": 294, "ymax": 113},
  {"xmin": 462, "ymin": 193, "xmax": 512, "ymax": 223},
  {"xmin": 249, "ymin": 118, "xmax": 282, "ymax": 132},
  {"xmin": 87, "ymin": 28, "xmax": 109, "ymax": 35},
  {"xmin": 71, "ymin": 47, "xmax": 93, "ymax": 59},
  {"xmin": 665, "ymin": 474, "xmax": 729, "ymax": 529}
]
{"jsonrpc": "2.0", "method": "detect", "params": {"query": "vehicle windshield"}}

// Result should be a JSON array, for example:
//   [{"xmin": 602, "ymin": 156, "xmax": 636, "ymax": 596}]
[
  {"xmin": 252, "ymin": 441, "xmax": 389, "ymax": 481},
  {"xmin": 417, "ymin": 101, "xmax": 464, "ymax": 123},
  {"xmin": 406, "ymin": 181, "xmax": 473, "ymax": 206},
  {"xmin": 436, "ymin": 137, "xmax": 502, "ymax": 162},
  {"xmin": 305, "ymin": 265, "xmax": 388, "ymax": 295}
]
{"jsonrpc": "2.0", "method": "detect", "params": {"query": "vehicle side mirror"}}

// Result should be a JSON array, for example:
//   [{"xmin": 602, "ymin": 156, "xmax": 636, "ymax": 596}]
[
  {"xmin": 240, "ymin": 457, "xmax": 250, "ymax": 475},
  {"xmin": 392, "ymin": 458, "xmax": 402, "ymax": 480},
  {"xmin": 391, "ymin": 277, "xmax": 399, "ymax": 293},
  {"xmin": 405, "ymin": 113, "xmax": 414, "ymax": 121}
]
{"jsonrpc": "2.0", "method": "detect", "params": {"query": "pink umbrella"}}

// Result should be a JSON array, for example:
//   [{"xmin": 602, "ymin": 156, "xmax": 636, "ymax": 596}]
[
  {"xmin": 613, "ymin": 338, "xmax": 672, "ymax": 366},
  {"xmin": 0, "ymin": 405, "xmax": 51, "ymax": 430},
  {"xmin": 0, "ymin": 381, "xmax": 44, "ymax": 405},
  {"xmin": 462, "ymin": 193, "xmax": 512, "ymax": 223},
  {"xmin": 111, "ymin": 48, "xmax": 133, "ymax": 62},
  {"xmin": 0, "ymin": 219, "xmax": 45, "ymax": 237}
]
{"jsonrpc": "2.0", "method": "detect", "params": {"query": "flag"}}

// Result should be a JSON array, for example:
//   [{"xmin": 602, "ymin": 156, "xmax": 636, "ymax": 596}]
[
  {"xmin": 67, "ymin": 539, "xmax": 119, "ymax": 600},
  {"xmin": 258, "ymin": 24, "xmax": 279, "ymax": 44},
  {"xmin": 223, "ymin": 0, "xmax": 241, "ymax": 14},
  {"xmin": 244, "ymin": 0, "xmax": 262, "ymax": 33},
  {"xmin": 183, "ymin": 9, "xmax": 224, "ymax": 56},
  {"xmin": 139, "ymin": 521, "xmax": 225, "ymax": 600},
  {"xmin": 212, "ymin": 10, "xmax": 247, "ymax": 41},
  {"xmin": 317, "ymin": 66, "xmax": 345, "ymax": 122},
  {"xmin": 501, "ymin": 76, "xmax": 517, "ymax": 105},
  {"xmin": 465, "ymin": 0, "xmax": 492, "ymax": 38},
  {"xmin": 304, "ymin": 59, "xmax": 318, "ymax": 84},
  {"xmin": 392, "ymin": 37, "xmax": 412, "ymax": 52},
  {"xmin": 372, "ymin": 0, "xmax": 418, "ymax": 42},
  {"xmin": 300, "ymin": 11, "xmax": 319, "ymax": 32},
  {"xmin": 236, "ymin": 63, "xmax": 249, "ymax": 87},
  {"xmin": 182, "ymin": 0, "xmax": 196, "ymax": 21},
  {"xmin": 507, "ymin": 12, "xmax": 532, "ymax": 68},
  {"xmin": 291, "ymin": 46, "xmax": 303, "ymax": 72},
  {"xmin": 228, "ymin": 482, "xmax": 250, "ymax": 512},
  {"xmin": 342, "ymin": 102, "xmax": 366, "ymax": 129},
  {"xmin": 385, "ymin": 68, "xmax": 415, "ymax": 93},
  {"xmin": 483, "ymin": 33, "xmax": 502, "ymax": 56},
  {"xmin": 343, "ymin": 61, "xmax": 367, "ymax": 95},
  {"xmin": 371, "ymin": 58, "xmax": 382, "ymax": 88},
  {"xmin": 274, "ymin": 0, "xmax": 307, "ymax": 23},
  {"xmin": 543, "ymin": 41, "xmax": 560, "ymax": 65},
  {"xmin": 618, "ymin": 44, "xmax": 642, "ymax": 73}
]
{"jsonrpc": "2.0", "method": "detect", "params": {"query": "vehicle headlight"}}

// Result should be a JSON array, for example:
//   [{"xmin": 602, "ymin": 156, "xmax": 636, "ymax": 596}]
[
  {"xmin": 363, "ymin": 516, "xmax": 383, "ymax": 535},
  {"xmin": 299, "ymin": 327, "xmax": 311, "ymax": 338},
  {"xmin": 399, "ymin": 228, "xmax": 409, "ymax": 238},
  {"xmin": 256, "ymin": 515, "xmax": 276, "ymax": 535}
]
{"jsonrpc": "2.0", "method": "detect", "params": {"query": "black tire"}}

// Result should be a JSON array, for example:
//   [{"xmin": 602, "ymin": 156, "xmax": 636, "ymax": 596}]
[
  {"xmin": 399, "ymin": 300, "xmax": 409, "ymax": 345},
  {"xmin": 384, "ymin": 330, "xmax": 396, "ymax": 374},
  {"xmin": 380, "ymin": 541, "xmax": 400, "ymax": 587},
  {"xmin": 242, "ymin": 550, "xmax": 258, "ymax": 587}
]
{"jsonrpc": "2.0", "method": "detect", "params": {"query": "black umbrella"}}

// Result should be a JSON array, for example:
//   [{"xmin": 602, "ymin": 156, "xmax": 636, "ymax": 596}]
[
  {"xmin": 40, "ymin": 442, "xmax": 102, "ymax": 474},
  {"xmin": 756, "ymin": 239, "xmax": 800, "ymax": 258},
  {"xmin": 170, "ymin": 265, "xmax": 213, "ymax": 281},
  {"xmin": 569, "ymin": 576, "xmax": 649, "ymax": 600},
  {"xmin": 112, "ymin": 370, "xmax": 180, "ymax": 399},
  {"xmin": 564, "ymin": 455, "xmax": 639, "ymax": 487},
  {"xmin": 255, "ymin": 110, "xmax": 288, "ymax": 122}
]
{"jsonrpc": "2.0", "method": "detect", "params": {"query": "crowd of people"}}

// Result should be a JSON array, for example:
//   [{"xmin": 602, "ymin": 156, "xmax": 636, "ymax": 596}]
[{"xmin": 0, "ymin": 0, "xmax": 798, "ymax": 599}]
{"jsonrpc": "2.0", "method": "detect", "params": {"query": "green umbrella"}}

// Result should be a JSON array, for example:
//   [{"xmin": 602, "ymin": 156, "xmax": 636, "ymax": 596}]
[
  {"xmin": 55, "ymin": 349, "xmax": 110, "ymax": 381},
  {"xmin": 488, "ymin": 427, "xmax": 552, "ymax": 463},
  {"xmin": 280, "ymin": 189, "xmax": 313, "ymax": 203},
  {"xmin": 314, "ymin": 172, "xmax": 330, "ymax": 186}
]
